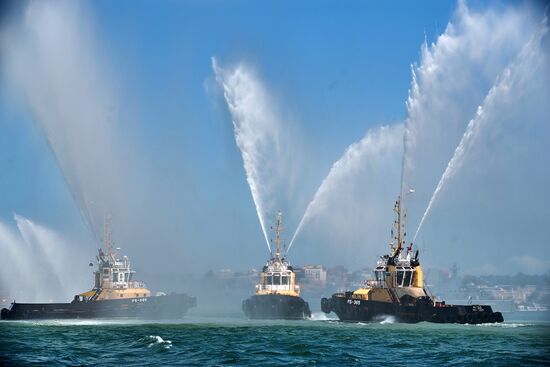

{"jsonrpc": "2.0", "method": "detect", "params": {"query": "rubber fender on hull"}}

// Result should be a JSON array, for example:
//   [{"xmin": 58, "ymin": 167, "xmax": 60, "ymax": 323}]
[{"xmin": 321, "ymin": 298, "xmax": 331, "ymax": 314}]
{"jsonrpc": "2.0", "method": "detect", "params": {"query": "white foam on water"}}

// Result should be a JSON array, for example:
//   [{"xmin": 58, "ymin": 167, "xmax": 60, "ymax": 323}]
[
  {"xmin": 476, "ymin": 322, "xmax": 531, "ymax": 328},
  {"xmin": 143, "ymin": 335, "xmax": 172, "ymax": 350},
  {"xmin": 310, "ymin": 312, "xmax": 337, "ymax": 321},
  {"xmin": 379, "ymin": 316, "xmax": 396, "ymax": 324}
]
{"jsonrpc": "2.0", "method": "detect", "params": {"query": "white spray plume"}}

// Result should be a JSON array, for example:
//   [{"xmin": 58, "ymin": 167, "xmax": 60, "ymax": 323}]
[
  {"xmin": 0, "ymin": 215, "xmax": 93, "ymax": 302},
  {"xmin": 287, "ymin": 1, "xmax": 545, "ymax": 265},
  {"xmin": 0, "ymin": 0, "xmax": 124, "ymax": 242},
  {"xmin": 0, "ymin": 221, "xmax": 36, "ymax": 300},
  {"xmin": 213, "ymin": 57, "xmax": 295, "ymax": 253},
  {"xmin": 413, "ymin": 19, "xmax": 548, "ymax": 242},
  {"xmin": 402, "ymin": 1, "xmax": 538, "ymax": 227},
  {"xmin": 15, "ymin": 214, "xmax": 93, "ymax": 296},
  {"xmin": 289, "ymin": 124, "xmax": 404, "ymax": 251}
]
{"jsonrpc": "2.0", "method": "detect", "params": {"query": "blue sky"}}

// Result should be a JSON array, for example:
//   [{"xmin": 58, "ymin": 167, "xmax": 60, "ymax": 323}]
[
  {"xmin": 1, "ymin": 0, "xmax": 548, "ymax": 281},
  {"xmin": 1, "ymin": 0, "xmax": 456, "ymax": 230}
]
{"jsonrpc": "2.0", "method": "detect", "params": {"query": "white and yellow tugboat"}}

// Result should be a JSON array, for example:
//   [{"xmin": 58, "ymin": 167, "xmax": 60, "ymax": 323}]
[
  {"xmin": 243, "ymin": 212, "xmax": 311, "ymax": 320},
  {"xmin": 321, "ymin": 197, "xmax": 504, "ymax": 324},
  {"xmin": 1, "ymin": 214, "xmax": 196, "ymax": 320}
]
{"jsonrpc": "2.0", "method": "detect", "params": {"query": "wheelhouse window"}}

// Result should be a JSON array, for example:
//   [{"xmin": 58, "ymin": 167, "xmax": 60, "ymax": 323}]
[
  {"xmin": 396, "ymin": 269, "xmax": 404, "ymax": 286},
  {"xmin": 404, "ymin": 271, "xmax": 413, "ymax": 287},
  {"xmin": 113, "ymin": 272, "xmax": 118, "ymax": 282},
  {"xmin": 282, "ymin": 276, "xmax": 289, "ymax": 285},
  {"xmin": 273, "ymin": 273, "xmax": 281, "ymax": 285}
]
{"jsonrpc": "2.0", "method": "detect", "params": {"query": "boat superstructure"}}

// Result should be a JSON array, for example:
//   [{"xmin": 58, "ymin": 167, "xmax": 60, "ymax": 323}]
[
  {"xmin": 1, "ymin": 213, "xmax": 196, "ymax": 320},
  {"xmin": 243, "ymin": 212, "xmax": 311, "ymax": 319},
  {"xmin": 321, "ymin": 197, "xmax": 504, "ymax": 324},
  {"xmin": 76, "ymin": 214, "xmax": 152, "ymax": 302}
]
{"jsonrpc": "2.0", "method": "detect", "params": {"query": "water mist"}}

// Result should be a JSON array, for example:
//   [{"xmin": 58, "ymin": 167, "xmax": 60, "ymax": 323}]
[
  {"xmin": 401, "ymin": 1, "xmax": 538, "ymax": 230},
  {"xmin": 413, "ymin": 20, "xmax": 548, "ymax": 242},
  {"xmin": 289, "ymin": 124, "xmax": 403, "ymax": 251},
  {"xmin": 213, "ymin": 57, "xmax": 295, "ymax": 253}
]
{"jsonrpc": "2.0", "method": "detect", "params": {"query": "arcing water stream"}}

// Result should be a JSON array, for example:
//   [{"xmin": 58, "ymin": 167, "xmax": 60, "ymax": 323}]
[
  {"xmin": 289, "ymin": 124, "xmax": 403, "ymax": 251},
  {"xmin": 289, "ymin": 3, "xmax": 541, "ymax": 252},
  {"xmin": 413, "ymin": 19, "xmax": 548, "ymax": 242},
  {"xmin": 0, "ymin": 215, "xmax": 93, "ymax": 302},
  {"xmin": 213, "ymin": 58, "xmax": 291, "ymax": 252}
]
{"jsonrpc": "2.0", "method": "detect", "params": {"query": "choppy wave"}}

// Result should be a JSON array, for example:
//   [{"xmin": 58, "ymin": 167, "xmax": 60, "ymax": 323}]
[
  {"xmin": 138, "ymin": 335, "xmax": 172, "ymax": 351},
  {"xmin": 1, "ymin": 319, "xmax": 549, "ymax": 365}
]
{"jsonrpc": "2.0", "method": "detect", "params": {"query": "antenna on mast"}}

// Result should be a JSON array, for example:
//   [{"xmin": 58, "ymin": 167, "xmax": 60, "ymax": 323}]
[{"xmin": 103, "ymin": 209, "xmax": 113, "ymax": 256}]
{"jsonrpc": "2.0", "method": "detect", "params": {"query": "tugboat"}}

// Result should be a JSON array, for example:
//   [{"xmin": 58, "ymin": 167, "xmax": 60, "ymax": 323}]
[
  {"xmin": 1, "ymin": 214, "xmax": 196, "ymax": 320},
  {"xmin": 321, "ymin": 197, "xmax": 504, "ymax": 324},
  {"xmin": 242, "ymin": 212, "xmax": 311, "ymax": 320}
]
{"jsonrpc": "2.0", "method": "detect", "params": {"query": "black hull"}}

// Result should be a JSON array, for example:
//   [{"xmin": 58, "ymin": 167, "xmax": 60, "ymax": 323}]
[
  {"xmin": 1, "ymin": 293, "xmax": 196, "ymax": 320},
  {"xmin": 321, "ymin": 293, "xmax": 504, "ymax": 324},
  {"xmin": 243, "ymin": 294, "xmax": 311, "ymax": 320}
]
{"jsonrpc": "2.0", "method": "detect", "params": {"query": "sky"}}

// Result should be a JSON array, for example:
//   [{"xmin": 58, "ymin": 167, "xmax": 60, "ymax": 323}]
[{"xmin": 0, "ymin": 0, "xmax": 548, "ymax": 300}]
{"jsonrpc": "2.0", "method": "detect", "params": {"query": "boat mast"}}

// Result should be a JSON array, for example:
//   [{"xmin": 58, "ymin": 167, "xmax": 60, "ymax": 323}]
[
  {"xmin": 103, "ymin": 210, "xmax": 113, "ymax": 256},
  {"xmin": 392, "ymin": 197, "xmax": 404, "ymax": 257},
  {"xmin": 397, "ymin": 197, "xmax": 402, "ymax": 251},
  {"xmin": 275, "ymin": 211, "xmax": 282, "ymax": 260}
]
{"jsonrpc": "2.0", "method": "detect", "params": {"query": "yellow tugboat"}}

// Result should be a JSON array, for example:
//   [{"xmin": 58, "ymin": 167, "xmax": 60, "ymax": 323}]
[
  {"xmin": 243, "ymin": 212, "xmax": 311, "ymax": 319},
  {"xmin": 1, "ymin": 214, "xmax": 196, "ymax": 320},
  {"xmin": 321, "ymin": 197, "xmax": 504, "ymax": 324}
]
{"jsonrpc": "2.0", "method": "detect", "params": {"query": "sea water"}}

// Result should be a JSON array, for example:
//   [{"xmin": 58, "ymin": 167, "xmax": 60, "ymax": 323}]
[{"xmin": 1, "ymin": 316, "xmax": 549, "ymax": 366}]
